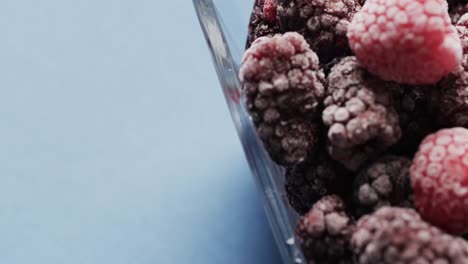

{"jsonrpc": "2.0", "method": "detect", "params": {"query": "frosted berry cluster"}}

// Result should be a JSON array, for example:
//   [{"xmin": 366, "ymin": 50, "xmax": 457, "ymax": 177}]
[
  {"xmin": 322, "ymin": 56, "xmax": 400, "ymax": 170},
  {"xmin": 353, "ymin": 156, "xmax": 413, "ymax": 217},
  {"xmin": 239, "ymin": 33, "xmax": 326, "ymax": 165},
  {"xmin": 276, "ymin": 0, "xmax": 362, "ymax": 63},
  {"xmin": 285, "ymin": 150, "xmax": 351, "ymax": 215},
  {"xmin": 296, "ymin": 195, "xmax": 355, "ymax": 264},
  {"xmin": 456, "ymin": 13, "xmax": 468, "ymax": 52},
  {"xmin": 240, "ymin": 0, "xmax": 468, "ymax": 263},
  {"xmin": 352, "ymin": 207, "xmax": 468, "ymax": 263}
]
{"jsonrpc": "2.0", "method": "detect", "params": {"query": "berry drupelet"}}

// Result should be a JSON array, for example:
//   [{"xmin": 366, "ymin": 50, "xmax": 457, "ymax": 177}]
[
  {"xmin": 296, "ymin": 195, "xmax": 355, "ymax": 264},
  {"xmin": 246, "ymin": 0, "xmax": 281, "ymax": 48},
  {"xmin": 285, "ymin": 149, "xmax": 351, "ymax": 215},
  {"xmin": 276, "ymin": 0, "xmax": 361, "ymax": 63},
  {"xmin": 322, "ymin": 56, "xmax": 401, "ymax": 170},
  {"xmin": 352, "ymin": 207, "xmax": 468, "ymax": 264},
  {"xmin": 352, "ymin": 155, "xmax": 413, "ymax": 217},
  {"xmin": 240, "ymin": 33, "xmax": 327, "ymax": 165}
]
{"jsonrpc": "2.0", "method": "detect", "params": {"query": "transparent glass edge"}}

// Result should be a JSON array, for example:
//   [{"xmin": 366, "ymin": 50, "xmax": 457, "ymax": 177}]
[{"xmin": 193, "ymin": 0, "xmax": 306, "ymax": 263}]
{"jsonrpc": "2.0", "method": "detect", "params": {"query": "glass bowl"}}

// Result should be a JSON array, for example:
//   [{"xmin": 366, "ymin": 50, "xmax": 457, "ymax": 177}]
[{"xmin": 193, "ymin": 0, "xmax": 306, "ymax": 263}]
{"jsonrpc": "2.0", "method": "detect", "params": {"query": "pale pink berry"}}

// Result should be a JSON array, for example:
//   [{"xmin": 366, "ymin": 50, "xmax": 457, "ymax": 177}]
[
  {"xmin": 348, "ymin": 0, "xmax": 463, "ymax": 84},
  {"xmin": 410, "ymin": 127, "xmax": 468, "ymax": 234}
]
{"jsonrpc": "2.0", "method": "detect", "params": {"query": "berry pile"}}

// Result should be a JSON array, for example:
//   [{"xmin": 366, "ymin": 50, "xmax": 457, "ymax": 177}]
[{"xmin": 241, "ymin": 0, "xmax": 468, "ymax": 262}]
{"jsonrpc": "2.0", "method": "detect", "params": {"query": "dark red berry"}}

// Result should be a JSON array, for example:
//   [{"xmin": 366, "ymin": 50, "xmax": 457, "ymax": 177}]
[
  {"xmin": 285, "ymin": 149, "xmax": 351, "ymax": 215},
  {"xmin": 296, "ymin": 195, "xmax": 355, "ymax": 264},
  {"xmin": 322, "ymin": 57, "xmax": 401, "ymax": 170},
  {"xmin": 352, "ymin": 155, "xmax": 413, "ymax": 217},
  {"xmin": 277, "ymin": 0, "xmax": 361, "ymax": 63},
  {"xmin": 246, "ymin": 0, "xmax": 281, "ymax": 48},
  {"xmin": 387, "ymin": 83, "xmax": 440, "ymax": 155},
  {"xmin": 439, "ymin": 54, "xmax": 468, "ymax": 127},
  {"xmin": 240, "ymin": 33, "xmax": 326, "ymax": 165}
]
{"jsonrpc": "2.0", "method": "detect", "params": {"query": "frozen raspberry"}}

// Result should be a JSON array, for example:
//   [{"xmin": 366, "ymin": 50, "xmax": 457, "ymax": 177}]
[
  {"xmin": 450, "ymin": 3, "xmax": 468, "ymax": 24},
  {"xmin": 246, "ymin": 0, "xmax": 281, "ymax": 48},
  {"xmin": 285, "ymin": 150, "xmax": 352, "ymax": 215},
  {"xmin": 410, "ymin": 127, "xmax": 468, "ymax": 234},
  {"xmin": 277, "ymin": 0, "xmax": 361, "ymax": 63},
  {"xmin": 388, "ymin": 83, "xmax": 440, "ymax": 155},
  {"xmin": 296, "ymin": 195, "xmax": 355, "ymax": 264},
  {"xmin": 322, "ymin": 57, "xmax": 401, "ymax": 170},
  {"xmin": 240, "ymin": 33, "xmax": 326, "ymax": 165},
  {"xmin": 439, "ymin": 55, "xmax": 468, "ymax": 127},
  {"xmin": 352, "ymin": 156, "xmax": 413, "ymax": 217},
  {"xmin": 352, "ymin": 207, "xmax": 468, "ymax": 264},
  {"xmin": 348, "ymin": 0, "xmax": 463, "ymax": 84}
]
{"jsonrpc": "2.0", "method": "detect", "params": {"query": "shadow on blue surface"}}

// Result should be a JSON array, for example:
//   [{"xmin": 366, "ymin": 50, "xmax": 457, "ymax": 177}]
[{"xmin": 0, "ymin": 0, "xmax": 281, "ymax": 263}]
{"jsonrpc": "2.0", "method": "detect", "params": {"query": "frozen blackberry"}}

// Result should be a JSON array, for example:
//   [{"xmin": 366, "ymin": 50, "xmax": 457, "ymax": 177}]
[
  {"xmin": 387, "ymin": 83, "xmax": 440, "ymax": 155},
  {"xmin": 439, "ymin": 54, "xmax": 468, "ymax": 127},
  {"xmin": 352, "ymin": 156, "xmax": 413, "ymax": 217},
  {"xmin": 257, "ymin": 119, "xmax": 320, "ymax": 165},
  {"xmin": 352, "ymin": 207, "xmax": 468, "ymax": 264},
  {"xmin": 240, "ymin": 33, "xmax": 326, "ymax": 165},
  {"xmin": 246, "ymin": 0, "xmax": 281, "ymax": 48},
  {"xmin": 285, "ymin": 150, "xmax": 351, "ymax": 215},
  {"xmin": 450, "ymin": 3, "xmax": 468, "ymax": 24},
  {"xmin": 322, "ymin": 57, "xmax": 401, "ymax": 170},
  {"xmin": 296, "ymin": 195, "xmax": 354, "ymax": 264},
  {"xmin": 276, "ymin": 0, "xmax": 361, "ymax": 63},
  {"xmin": 457, "ymin": 13, "xmax": 468, "ymax": 53}
]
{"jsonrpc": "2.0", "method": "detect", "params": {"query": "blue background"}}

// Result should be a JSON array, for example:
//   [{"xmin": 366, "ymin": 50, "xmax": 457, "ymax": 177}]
[{"xmin": 0, "ymin": 0, "xmax": 282, "ymax": 263}]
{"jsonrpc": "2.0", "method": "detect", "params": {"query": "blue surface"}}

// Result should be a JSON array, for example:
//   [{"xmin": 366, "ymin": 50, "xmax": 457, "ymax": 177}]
[{"xmin": 0, "ymin": 1, "xmax": 281, "ymax": 263}]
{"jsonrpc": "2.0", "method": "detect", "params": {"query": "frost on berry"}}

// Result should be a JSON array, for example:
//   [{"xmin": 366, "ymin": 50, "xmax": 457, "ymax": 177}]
[
  {"xmin": 348, "ymin": 0, "xmax": 463, "ymax": 84},
  {"xmin": 388, "ymin": 83, "xmax": 440, "ymax": 155},
  {"xmin": 410, "ymin": 127, "xmax": 468, "ymax": 234},
  {"xmin": 439, "ymin": 54, "xmax": 468, "ymax": 127},
  {"xmin": 456, "ymin": 13, "xmax": 468, "ymax": 53},
  {"xmin": 352, "ymin": 207, "xmax": 468, "ymax": 264},
  {"xmin": 240, "ymin": 33, "xmax": 326, "ymax": 165},
  {"xmin": 352, "ymin": 156, "xmax": 413, "ymax": 217},
  {"xmin": 246, "ymin": 0, "xmax": 281, "ymax": 48},
  {"xmin": 322, "ymin": 57, "xmax": 401, "ymax": 170},
  {"xmin": 277, "ymin": 0, "xmax": 361, "ymax": 64},
  {"xmin": 296, "ymin": 195, "xmax": 355, "ymax": 264},
  {"xmin": 286, "ymin": 150, "xmax": 352, "ymax": 215}
]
